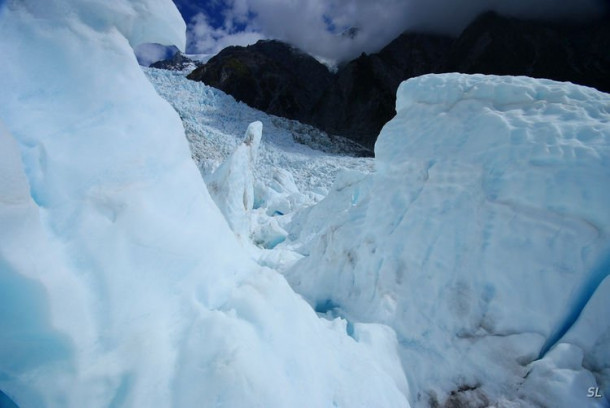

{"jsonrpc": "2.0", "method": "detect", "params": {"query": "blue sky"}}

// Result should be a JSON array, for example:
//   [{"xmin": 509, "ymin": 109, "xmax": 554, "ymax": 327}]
[
  {"xmin": 173, "ymin": 0, "xmax": 227, "ymax": 29},
  {"xmin": 138, "ymin": 0, "xmax": 609, "ymax": 66}
]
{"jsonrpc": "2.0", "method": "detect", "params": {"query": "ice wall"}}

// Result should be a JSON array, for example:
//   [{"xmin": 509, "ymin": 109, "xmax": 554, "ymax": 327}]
[
  {"xmin": 286, "ymin": 74, "xmax": 610, "ymax": 407},
  {"xmin": 0, "ymin": 1, "xmax": 409, "ymax": 407},
  {"xmin": 206, "ymin": 121, "xmax": 263, "ymax": 241}
]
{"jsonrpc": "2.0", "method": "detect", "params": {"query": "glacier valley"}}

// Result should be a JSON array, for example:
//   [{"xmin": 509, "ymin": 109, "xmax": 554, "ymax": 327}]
[{"xmin": 1, "ymin": 1, "xmax": 609, "ymax": 407}]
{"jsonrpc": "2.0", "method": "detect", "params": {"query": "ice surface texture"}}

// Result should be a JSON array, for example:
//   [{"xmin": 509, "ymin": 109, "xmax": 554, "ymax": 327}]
[
  {"xmin": 206, "ymin": 121, "xmax": 263, "ymax": 241},
  {"xmin": 0, "ymin": 1, "xmax": 408, "ymax": 407},
  {"xmin": 143, "ymin": 67, "xmax": 374, "ymax": 195},
  {"xmin": 286, "ymin": 74, "xmax": 610, "ymax": 407}
]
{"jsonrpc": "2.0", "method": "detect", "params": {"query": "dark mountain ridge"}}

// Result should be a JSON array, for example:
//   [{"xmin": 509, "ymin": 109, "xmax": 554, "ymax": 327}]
[
  {"xmin": 186, "ymin": 40, "xmax": 333, "ymax": 125},
  {"xmin": 446, "ymin": 11, "xmax": 610, "ymax": 93},
  {"xmin": 309, "ymin": 32, "xmax": 453, "ymax": 148},
  {"xmin": 183, "ymin": 11, "xmax": 610, "ymax": 150}
]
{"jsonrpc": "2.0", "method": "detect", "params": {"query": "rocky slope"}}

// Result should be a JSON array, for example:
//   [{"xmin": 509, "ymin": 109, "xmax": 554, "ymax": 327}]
[
  {"xmin": 184, "ymin": 12, "xmax": 610, "ymax": 150},
  {"xmin": 150, "ymin": 52, "xmax": 200, "ymax": 71},
  {"xmin": 446, "ymin": 11, "xmax": 610, "ymax": 93},
  {"xmin": 187, "ymin": 41, "xmax": 334, "ymax": 126},
  {"xmin": 309, "ymin": 33, "xmax": 453, "ymax": 148}
]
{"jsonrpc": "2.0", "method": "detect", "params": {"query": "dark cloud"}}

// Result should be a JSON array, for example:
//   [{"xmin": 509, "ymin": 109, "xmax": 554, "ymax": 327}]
[
  {"xmin": 404, "ymin": 0, "xmax": 608, "ymax": 33},
  {"xmin": 182, "ymin": 0, "xmax": 608, "ymax": 62}
]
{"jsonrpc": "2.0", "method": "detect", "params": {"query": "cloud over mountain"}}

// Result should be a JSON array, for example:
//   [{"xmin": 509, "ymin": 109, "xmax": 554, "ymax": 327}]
[{"xmin": 176, "ymin": 0, "xmax": 608, "ymax": 62}]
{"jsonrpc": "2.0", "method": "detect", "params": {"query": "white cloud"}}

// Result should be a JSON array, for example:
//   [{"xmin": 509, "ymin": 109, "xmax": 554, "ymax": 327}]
[
  {"xmin": 186, "ymin": 11, "xmax": 264, "ymax": 55},
  {"xmin": 134, "ymin": 43, "xmax": 171, "ymax": 66},
  {"xmin": 185, "ymin": 0, "xmax": 608, "ymax": 62}
]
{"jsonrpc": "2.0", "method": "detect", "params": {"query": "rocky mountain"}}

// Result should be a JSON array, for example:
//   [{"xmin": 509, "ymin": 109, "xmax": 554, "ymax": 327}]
[
  {"xmin": 187, "ymin": 35, "xmax": 451, "ymax": 151},
  {"xmin": 446, "ymin": 11, "xmax": 610, "ymax": 93},
  {"xmin": 150, "ymin": 52, "xmax": 200, "ymax": 71},
  {"xmin": 310, "ymin": 33, "xmax": 453, "ymax": 148},
  {"xmin": 184, "ymin": 12, "xmax": 610, "ymax": 150},
  {"xmin": 187, "ymin": 41, "xmax": 334, "ymax": 126}
]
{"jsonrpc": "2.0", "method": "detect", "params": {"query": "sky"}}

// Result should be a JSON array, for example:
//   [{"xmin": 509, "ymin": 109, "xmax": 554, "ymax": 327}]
[{"xmin": 138, "ymin": 0, "xmax": 609, "ymax": 65}]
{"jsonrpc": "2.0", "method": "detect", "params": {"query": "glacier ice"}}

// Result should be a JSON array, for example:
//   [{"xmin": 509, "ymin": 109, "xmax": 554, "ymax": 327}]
[
  {"xmin": 206, "ymin": 121, "xmax": 263, "ymax": 241},
  {"xmin": 143, "ymin": 66, "xmax": 373, "ymax": 264},
  {"xmin": 549, "ymin": 266, "xmax": 610, "ymax": 403},
  {"xmin": 285, "ymin": 74, "xmax": 610, "ymax": 407},
  {"xmin": 0, "ymin": 1, "xmax": 410, "ymax": 407},
  {"xmin": 3, "ymin": 0, "xmax": 610, "ymax": 405},
  {"xmin": 143, "ymin": 67, "xmax": 375, "ymax": 196}
]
